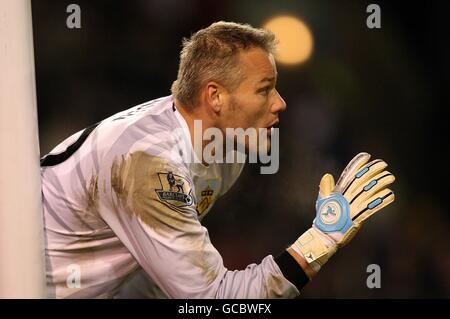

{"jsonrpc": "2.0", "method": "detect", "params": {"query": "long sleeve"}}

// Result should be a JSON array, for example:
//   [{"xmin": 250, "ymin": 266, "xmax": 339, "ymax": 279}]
[{"xmin": 98, "ymin": 150, "xmax": 302, "ymax": 298}]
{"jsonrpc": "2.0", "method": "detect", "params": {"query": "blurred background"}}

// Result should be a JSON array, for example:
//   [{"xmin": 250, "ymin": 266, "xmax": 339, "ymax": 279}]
[{"xmin": 32, "ymin": 0, "xmax": 449, "ymax": 298}]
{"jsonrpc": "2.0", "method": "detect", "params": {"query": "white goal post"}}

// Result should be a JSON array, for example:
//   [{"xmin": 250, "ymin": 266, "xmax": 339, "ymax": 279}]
[{"xmin": 0, "ymin": 0, "xmax": 46, "ymax": 298}]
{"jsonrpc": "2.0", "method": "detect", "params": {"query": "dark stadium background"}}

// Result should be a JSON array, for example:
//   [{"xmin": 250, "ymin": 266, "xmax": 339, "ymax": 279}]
[{"xmin": 31, "ymin": 0, "xmax": 449, "ymax": 298}]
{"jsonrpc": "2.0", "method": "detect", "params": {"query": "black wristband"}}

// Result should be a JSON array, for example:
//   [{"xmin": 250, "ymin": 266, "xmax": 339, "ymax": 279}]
[{"xmin": 274, "ymin": 250, "xmax": 310, "ymax": 290}]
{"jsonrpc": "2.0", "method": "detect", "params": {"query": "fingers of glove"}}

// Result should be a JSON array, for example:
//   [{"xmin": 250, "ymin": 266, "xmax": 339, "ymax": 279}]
[
  {"xmin": 319, "ymin": 174, "xmax": 335, "ymax": 197},
  {"xmin": 352, "ymin": 188, "xmax": 395, "ymax": 223},
  {"xmin": 342, "ymin": 160, "xmax": 389, "ymax": 199},
  {"xmin": 348, "ymin": 171, "xmax": 395, "ymax": 215},
  {"xmin": 335, "ymin": 152, "xmax": 371, "ymax": 193}
]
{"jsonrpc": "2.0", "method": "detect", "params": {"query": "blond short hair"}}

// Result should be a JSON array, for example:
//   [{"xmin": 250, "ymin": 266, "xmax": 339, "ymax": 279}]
[{"xmin": 171, "ymin": 21, "xmax": 277, "ymax": 106}]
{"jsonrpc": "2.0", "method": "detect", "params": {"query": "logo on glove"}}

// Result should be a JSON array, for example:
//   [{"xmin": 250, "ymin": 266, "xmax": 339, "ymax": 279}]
[
  {"xmin": 319, "ymin": 201, "xmax": 341, "ymax": 224},
  {"xmin": 314, "ymin": 193, "xmax": 352, "ymax": 234}
]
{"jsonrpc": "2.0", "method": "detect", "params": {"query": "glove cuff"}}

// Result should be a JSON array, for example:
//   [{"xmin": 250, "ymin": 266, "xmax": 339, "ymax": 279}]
[{"xmin": 291, "ymin": 227, "xmax": 338, "ymax": 272}]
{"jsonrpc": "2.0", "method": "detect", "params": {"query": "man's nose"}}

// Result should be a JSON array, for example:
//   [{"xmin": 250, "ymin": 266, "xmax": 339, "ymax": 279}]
[{"xmin": 272, "ymin": 90, "xmax": 287, "ymax": 113}]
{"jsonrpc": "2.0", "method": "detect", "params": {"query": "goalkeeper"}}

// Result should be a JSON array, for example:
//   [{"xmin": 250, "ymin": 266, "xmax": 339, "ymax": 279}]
[{"xmin": 41, "ymin": 21, "xmax": 395, "ymax": 298}]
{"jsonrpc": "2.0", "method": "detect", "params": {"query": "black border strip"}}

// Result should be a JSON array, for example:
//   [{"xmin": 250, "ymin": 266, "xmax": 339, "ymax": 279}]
[{"xmin": 40, "ymin": 122, "xmax": 99, "ymax": 167}]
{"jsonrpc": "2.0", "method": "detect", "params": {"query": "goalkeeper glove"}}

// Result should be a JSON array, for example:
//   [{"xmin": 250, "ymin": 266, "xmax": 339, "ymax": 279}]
[{"xmin": 291, "ymin": 152, "xmax": 395, "ymax": 273}]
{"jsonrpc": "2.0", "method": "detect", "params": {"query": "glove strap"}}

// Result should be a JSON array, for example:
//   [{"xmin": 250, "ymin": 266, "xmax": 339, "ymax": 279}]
[{"xmin": 291, "ymin": 227, "xmax": 337, "ymax": 272}]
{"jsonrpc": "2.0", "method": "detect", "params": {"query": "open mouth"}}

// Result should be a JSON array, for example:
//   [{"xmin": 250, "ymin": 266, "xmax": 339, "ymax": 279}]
[
  {"xmin": 266, "ymin": 121, "xmax": 279, "ymax": 137},
  {"xmin": 267, "ymin": 120, "xmax": 279, "ymax": 130}
]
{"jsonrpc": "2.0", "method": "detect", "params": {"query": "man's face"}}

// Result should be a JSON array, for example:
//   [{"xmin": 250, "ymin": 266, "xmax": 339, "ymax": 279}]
[{"xmin": 220, "ymin": 47, "xmax": 286, "ymax": 152}]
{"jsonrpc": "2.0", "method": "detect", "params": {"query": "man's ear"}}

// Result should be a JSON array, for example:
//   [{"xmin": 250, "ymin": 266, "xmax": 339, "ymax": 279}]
[{"xmin": 205, "ymin": 81, "xmax": 224, "ymax": 113}]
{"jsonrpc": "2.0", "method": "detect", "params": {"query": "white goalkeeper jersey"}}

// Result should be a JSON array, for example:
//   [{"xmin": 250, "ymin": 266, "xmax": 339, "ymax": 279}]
[{"xmin": 41, "ymin": 95, "xmax": 300, "ymax": 298}]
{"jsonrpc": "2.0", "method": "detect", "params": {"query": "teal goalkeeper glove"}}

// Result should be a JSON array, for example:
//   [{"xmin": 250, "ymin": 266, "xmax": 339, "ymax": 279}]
[{"xmin": 291, "ymin": 152, "xmax": 395, "ymax": 272}]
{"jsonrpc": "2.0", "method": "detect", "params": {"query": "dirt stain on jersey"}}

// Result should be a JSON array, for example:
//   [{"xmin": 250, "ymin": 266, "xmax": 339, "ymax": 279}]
[
  {"xmin": 111, "ymin": 151, "xmax": 193, "ymax": 236},
  {"xmin": 111, "ymin": 151, "xmax": 221, "ymax": 287},
  {"xmin": 190, "ymin": 243, "xmax": 218, "ymax": 287},
  {"xmin": 86, "ymin": 174, "xmax": 99, "ymax": 214},
  {"xmin": 266, "ymin": 266, "xmax": 301, "ymax": 298}
]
